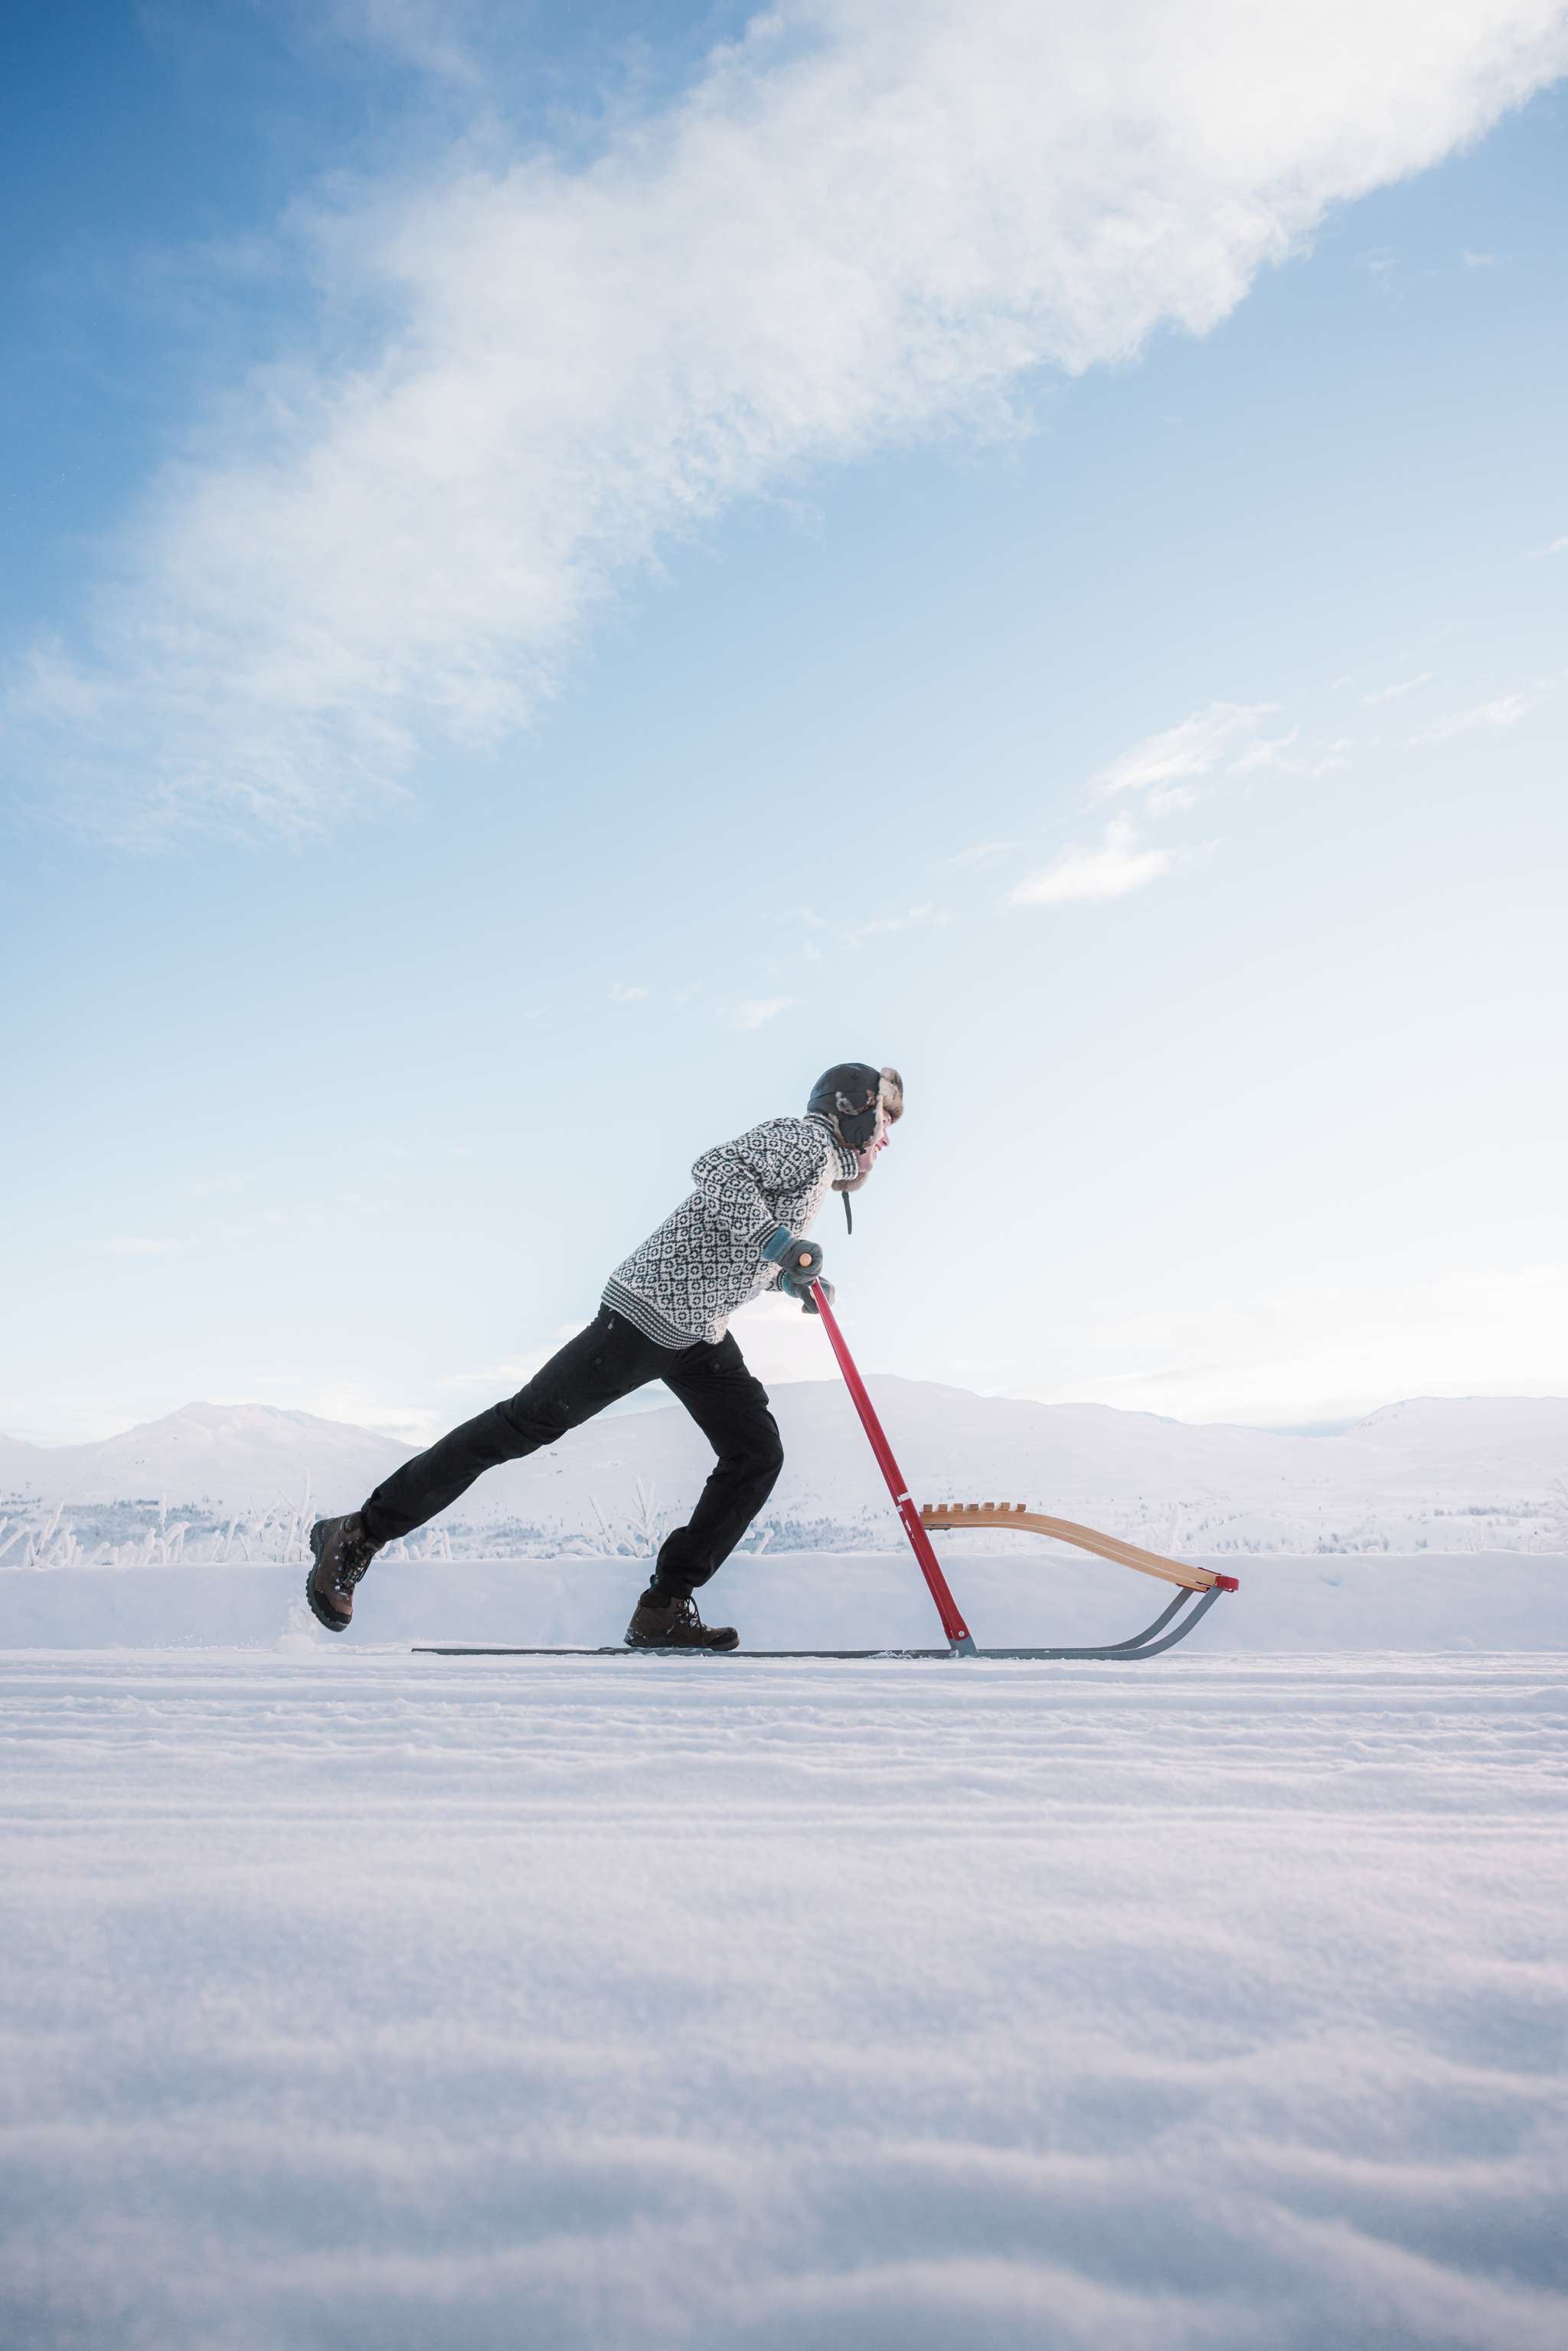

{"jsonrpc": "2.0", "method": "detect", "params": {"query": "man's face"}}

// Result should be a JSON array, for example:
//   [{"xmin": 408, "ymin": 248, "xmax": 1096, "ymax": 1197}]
[{"xmin": 854, "ymin": 1123, "xmax": 890, "ymax": 1180}]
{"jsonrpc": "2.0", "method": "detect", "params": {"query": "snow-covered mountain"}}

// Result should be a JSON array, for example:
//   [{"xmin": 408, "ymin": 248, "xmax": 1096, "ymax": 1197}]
[
  {"xmin": 3, "ymin": 1385, "xmax": 1564, "ymax": 1556},
  {"xmin": 0, "ymin": 1403, "xmax": 408, "ymax": 1512}
]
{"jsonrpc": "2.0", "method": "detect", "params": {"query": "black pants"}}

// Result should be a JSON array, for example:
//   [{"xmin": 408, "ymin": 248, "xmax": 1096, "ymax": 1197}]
[{"xmin": 359, "ymin": 1310, "xmax": 784, "ymax": 1596}]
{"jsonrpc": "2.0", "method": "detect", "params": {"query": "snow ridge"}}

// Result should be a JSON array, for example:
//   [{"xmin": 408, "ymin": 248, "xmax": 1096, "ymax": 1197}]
[{"xmin": 4, "ymin": 1386, "xmax": 1566, "ymax": 1559}]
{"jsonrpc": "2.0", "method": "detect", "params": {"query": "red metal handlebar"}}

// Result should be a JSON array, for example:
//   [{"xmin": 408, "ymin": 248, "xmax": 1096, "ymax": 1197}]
[{"xmin": 808, "ymin": 1281, "xmax": 974, "ymax": 1650}]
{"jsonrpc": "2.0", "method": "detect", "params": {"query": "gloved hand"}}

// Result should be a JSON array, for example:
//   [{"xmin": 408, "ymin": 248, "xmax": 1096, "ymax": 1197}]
[
  {"xmin": 800, "ymin": 1278, "xmax": 835, "ymax": 1316},
  {"xmin": 779, "ymin": 1247, "xmax": 825, "ymax": 1303},
  {"xmin": 762, "ymin": 1229, "xmax": 824, "ymax": 1293}
]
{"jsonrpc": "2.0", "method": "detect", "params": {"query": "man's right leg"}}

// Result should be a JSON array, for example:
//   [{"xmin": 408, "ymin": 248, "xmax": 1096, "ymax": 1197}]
[
  {"xmin": 307, "ymin": 1311, "xmax": 662, "ymax": 1629},
  {"xmin": 361, "ymin": 1310, "xmax": 662, "ymax": 1542}
]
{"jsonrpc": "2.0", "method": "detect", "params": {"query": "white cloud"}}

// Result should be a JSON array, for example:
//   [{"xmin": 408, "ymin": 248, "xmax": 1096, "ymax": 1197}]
[
  {"xmin": 9, "ymin": 2, "xmax": 1568, "ymax": 838},
  {"xmin": 609, "ymin": 981, "xmax": 650, "ymax": 1003},
  {"xmin": 1008, "ymin": 817, "xmax": 1172, "ymax": 907},
  {"xmin": 1410, "ymin": 693, "xmax": 1531, "ymax": 744},
  {"xmin": 1089, "ymin": 701, "xmax": 1276, "ymax": 800},
  {"xmin": 1543, "ymin": 536, "xmax": 1568, "ymax": 555},
  {"xmin": 729, "ymin": 996, "xmax": 794, "ymax": 1030},
  {"xmin": 1359, "ymin": 671, "xmax": 1432, "ymax": 705}
]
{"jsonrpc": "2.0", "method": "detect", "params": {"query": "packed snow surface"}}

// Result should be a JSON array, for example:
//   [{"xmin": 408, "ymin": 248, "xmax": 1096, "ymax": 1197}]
[
  {"xmin": 3, "ymin": 1648, "xmax": 1566, "ymax": 2349},
  {"xmin": 3, "ymin": 1548, "xmax": 1566, "ymax": 1653}
]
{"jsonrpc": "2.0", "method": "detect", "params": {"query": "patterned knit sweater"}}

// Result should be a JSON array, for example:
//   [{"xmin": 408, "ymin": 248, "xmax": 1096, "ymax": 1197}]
[{"xmin": 603, "ymin": 1113, "xmax": 858, "ymax": 1349}]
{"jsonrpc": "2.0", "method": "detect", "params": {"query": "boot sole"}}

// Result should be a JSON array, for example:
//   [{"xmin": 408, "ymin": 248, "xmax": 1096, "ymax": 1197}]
[
  {"xmin": 305, "ymin": 1571, "xmax": 351, "ymax": 1632},
  {"xmin": 624, "ymin": 1633, "xmax": 740, "ymax": 1653}
]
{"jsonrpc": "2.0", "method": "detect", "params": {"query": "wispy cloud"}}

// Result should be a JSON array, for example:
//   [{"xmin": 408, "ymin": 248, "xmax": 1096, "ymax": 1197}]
[
  {"xmin": 782, "ymin": 898, "xmax": 950, "ymax": 958},
  {"xmin": 1360, "ymin": 672, "xmax": 1432, "ymax": 705},
  {"xmin": 608, "ymin": 982, "xmax": 650, "ymax": 1004},
  {"xmin": 942, "ymin": 840, "xmax": 1014, "ymax": 871},
  {"xmin": 90, "ymin": 1237, "xmax": 181, "ymax": 1257},
  {"xmin": 1227, "ymin": 726, "xmax": 1298, "ymax": 774},
  {"xmin": 1230, "ymin": 727, "xmax": 1351, "ymax": 779},
  {"xmin": 1009, "ymin": 818, "xmax": 1171, "ymax": 908},
  {"xmin": 8, "ymin": 4, "xmax": 1566, "ymax": 839},
  {"xmin": 728, "ymin": 996, "xmax": 794, "ymax": 1031},
  {"xmin": 317, "ymin": 0, "xmax": 488, "ymax": 88},
  {"xmin": 842, "ymin": 903, "xmax": 951, "ymax": 947},
  {"xmin": 1410, "ymin": 694, "xmax": 1530, "ymax": 744},
  {"xmin": 1090, "ymin": 702, "xmax": 1277, "ymax": 802}
]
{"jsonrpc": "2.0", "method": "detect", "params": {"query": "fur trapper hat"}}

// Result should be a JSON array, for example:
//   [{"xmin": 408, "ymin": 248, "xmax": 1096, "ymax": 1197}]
[{"xmin": 807, "ymin": 1063, "xmax": 903, "ymax": 1192}]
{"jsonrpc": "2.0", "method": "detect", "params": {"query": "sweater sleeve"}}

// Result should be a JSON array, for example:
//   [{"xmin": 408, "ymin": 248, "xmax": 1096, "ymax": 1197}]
[{"xmin": 690, "ymin": 1120, "xmax": 831, "ymax": 1245}]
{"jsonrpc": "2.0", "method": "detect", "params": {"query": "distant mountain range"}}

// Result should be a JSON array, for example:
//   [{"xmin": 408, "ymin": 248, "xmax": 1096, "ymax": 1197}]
[{"xmin": 3, "ymin": 1385, "xmax": 1565, "ymax": 1557}]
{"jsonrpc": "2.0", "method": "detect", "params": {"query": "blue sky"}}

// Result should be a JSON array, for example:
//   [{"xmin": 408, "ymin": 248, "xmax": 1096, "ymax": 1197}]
[{"xmin": 3, "ymin": 1, "xmax": 1566, "ymax": 1444}]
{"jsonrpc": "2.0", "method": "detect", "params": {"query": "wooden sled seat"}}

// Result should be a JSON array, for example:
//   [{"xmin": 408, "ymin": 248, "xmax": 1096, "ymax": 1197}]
[{"xmin": 917, "ymin": 1502, "xmax": 1239, "ymax": 1596}]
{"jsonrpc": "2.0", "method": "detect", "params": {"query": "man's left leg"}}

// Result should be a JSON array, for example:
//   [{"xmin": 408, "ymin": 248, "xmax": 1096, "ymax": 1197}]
[{"xmin": 625, "ymin": 1334, "xmax": 784, "ymax": 1650}]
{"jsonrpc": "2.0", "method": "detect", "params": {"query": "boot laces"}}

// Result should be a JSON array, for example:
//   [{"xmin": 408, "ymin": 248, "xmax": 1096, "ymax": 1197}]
[{"xmin": 335, "ymin": 1521, "xmax": 378, "ymax": 1591}]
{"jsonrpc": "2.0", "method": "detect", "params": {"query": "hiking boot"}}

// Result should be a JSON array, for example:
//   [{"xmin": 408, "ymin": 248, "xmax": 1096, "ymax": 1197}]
[
  {"xmin": 305, "ymin": 1512, "xmax": 382, "ymax": 1632},
  {"xmin": 624, "ymin": 1588, "xmax": 739, "ymax": 1652}
]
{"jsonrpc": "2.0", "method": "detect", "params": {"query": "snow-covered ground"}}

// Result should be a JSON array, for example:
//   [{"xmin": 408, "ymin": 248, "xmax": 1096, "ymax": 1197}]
[
  {"xmin": 3, "ymin": 1643, "xmax": 1566, "ymax": 2350},
  {"xmin": 3, "ymin": 1548, "xmax": 1565, "ymax": 1653}
]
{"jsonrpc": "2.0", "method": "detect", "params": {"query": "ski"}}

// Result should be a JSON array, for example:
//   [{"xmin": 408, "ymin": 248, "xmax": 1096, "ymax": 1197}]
[
  {"xmin": 413, "ymin": 1581, "xmax": 1226, "ymax": 1661},
  {"xmin": 414, "ymin": 1643, "xmax": 959, "ymax": 1659}
]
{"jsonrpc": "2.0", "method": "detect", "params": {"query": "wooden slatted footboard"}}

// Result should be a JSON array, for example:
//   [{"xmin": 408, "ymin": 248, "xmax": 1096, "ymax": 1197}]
[{"xmin": 917, "ymin": 1502, "xmax": 1234, "ymax": 1594}]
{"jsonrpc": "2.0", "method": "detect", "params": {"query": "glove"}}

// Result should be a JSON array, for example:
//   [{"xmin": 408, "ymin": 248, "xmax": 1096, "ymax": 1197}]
[
  {"xmin": 762, "ymin": 1228, "xmax": 823, "ymax": 1291},
  {"xmin": 801, "ymin": 1278, "xmax": 835, "ymax": 1316},
  {"xmin": 777, "ymin": 1240, "xmax": 824, "ymax": 1300}
]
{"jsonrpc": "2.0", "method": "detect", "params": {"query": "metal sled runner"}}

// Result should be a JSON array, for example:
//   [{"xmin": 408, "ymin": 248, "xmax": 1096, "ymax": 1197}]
[
  {"xmin": 907, "ymin": 1501, "xmax": 1236, "ymax": 1658},
  {"xmin": 418, "ymin": 1278, "xmax": 1237, "ymax": 1663}
]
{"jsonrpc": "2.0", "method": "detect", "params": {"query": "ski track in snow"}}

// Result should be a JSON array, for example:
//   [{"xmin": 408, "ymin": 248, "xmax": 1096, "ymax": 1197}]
[{"xmin": 2, "ymin": 1651, "xmax": 1566, "ymax": 2350}]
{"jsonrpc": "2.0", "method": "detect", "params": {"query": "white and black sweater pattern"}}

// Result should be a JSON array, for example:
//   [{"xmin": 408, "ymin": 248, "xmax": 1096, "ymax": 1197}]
[{"xmin": 602, "ymin": 1113, "xmax": 858, "ymax": 1349}]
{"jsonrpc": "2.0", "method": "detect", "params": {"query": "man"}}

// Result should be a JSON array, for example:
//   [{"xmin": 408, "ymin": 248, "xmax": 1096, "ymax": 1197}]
[{"xmin": 305, "ymin": 1061, "xmax": 903, "ymax": 1650}]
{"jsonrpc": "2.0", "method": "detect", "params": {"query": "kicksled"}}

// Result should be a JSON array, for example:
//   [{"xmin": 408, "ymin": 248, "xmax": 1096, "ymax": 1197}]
[{"xmin": 418, "ymin": 1275, "xmax": 1237, "ymax": 1663}]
